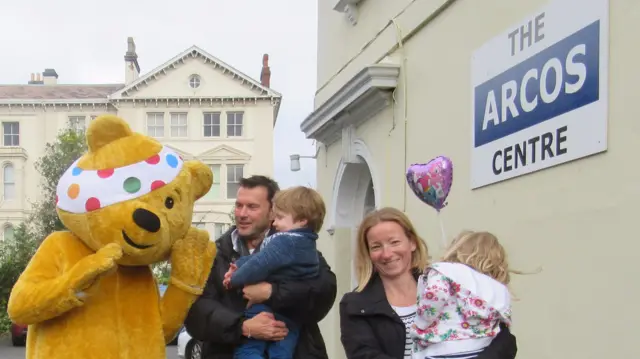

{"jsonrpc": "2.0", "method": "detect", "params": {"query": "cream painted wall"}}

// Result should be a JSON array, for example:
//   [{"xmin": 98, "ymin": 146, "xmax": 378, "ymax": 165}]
[
  {"xmin": 0, "ymin": 54, "xmax": 276, "ymax": 242},
  {"xmin": 129, "ymin": 57, "xmax": 263, "ymax": 99},
  {"xmin": 114, "ymin": 103, "xmax": 274, "ymax": 168},
  {"xmin": 113, "ymin": 100, "xmax": 275, "ymax": 233},
  {"xmin": 316, "ymin": 0, "xmax": 410, "ymax": 95},
  {"xmin": 314, "ymin": 0, "xmax": 636, "ymax": 358}
]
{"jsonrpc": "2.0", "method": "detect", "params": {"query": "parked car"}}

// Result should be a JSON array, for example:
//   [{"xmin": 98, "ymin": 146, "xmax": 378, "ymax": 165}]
[
  {"xmin": 10, "ymin": 322, "xmax": 27, "ymax": 346},
  {"xmin": 168, "ymin": 329, "xmax": 180, "ymax": 346},
  {"xmin": 177, "ymin": 327, "xmax": 202, "ymax": 359}
]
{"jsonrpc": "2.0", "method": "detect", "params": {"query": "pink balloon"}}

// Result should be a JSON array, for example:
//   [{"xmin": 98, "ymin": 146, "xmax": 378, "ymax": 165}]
[{"xmin": 406, "ymin": 156, "xmax": 453, "ymax": 212}]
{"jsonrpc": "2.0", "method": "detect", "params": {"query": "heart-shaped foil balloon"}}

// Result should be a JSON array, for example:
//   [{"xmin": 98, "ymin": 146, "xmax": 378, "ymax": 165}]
[{"xmin": 406, "ymin": 156, "xmax": 453, "ymax": 212}]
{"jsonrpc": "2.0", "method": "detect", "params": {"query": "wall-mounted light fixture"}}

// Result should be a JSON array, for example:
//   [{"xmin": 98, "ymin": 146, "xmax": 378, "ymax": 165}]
[{"xmin": 289, "ymin": 146, "xmax": 322, "ymax": 172}]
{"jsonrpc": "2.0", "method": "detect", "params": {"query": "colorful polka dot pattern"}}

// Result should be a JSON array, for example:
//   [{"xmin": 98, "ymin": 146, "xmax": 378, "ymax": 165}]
[
  {"xmin": 123, "ymin": 177, "xmax": 142, "ymax": 193},
  {"xmin": 55, "ymin": 146, "xmax": 184, "ymax": 214}
]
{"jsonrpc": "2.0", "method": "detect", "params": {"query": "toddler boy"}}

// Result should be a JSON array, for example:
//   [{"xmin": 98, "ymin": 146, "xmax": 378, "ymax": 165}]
[{"xmin": 224, "ymin": 186, "xmax": 326, "ymax": 359}]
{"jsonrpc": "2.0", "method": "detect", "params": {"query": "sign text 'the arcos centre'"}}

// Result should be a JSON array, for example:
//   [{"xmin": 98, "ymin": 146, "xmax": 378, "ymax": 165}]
[{"xmin": 470, "ymin": 0, "xmax": 609, "ymax": 189}]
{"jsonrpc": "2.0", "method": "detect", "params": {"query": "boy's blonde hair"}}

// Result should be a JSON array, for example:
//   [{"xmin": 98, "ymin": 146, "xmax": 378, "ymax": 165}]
[
  {"xmin": 273, "ymin": 186, "xmax": 326, "ymax": 233},
  {"xmin": 441, "ymin": 230, "xmax": 514, "ymax": 285}
]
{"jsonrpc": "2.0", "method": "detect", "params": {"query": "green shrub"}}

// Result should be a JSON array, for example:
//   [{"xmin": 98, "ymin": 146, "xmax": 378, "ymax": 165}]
[
  {"xmin": 0, "ymin": 127, "xmax": 85, "ymax": 334},
  {"xmin": 0, "ymin": 223, "xmax": 39, "ymax": 333}
]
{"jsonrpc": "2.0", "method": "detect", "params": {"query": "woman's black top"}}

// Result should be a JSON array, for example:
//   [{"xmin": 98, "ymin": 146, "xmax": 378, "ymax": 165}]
[{"xmin": 339, "ymin": 272, "xmax": 518, "ymax": 359}]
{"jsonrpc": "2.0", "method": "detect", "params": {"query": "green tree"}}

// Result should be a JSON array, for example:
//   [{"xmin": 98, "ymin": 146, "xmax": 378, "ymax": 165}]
[
  {"xmin": 29, "ymin": 128, "xmax": 87, "ymax": 242},
  {"xmin": 0, "ymin": 224, "xmax": 38, "ymax": 332},
  {"xmin": 0, "ymin": 127, "xmax": 85, "ymax": 333},
  {"xmin": 152, "ymin": 261, "xmax": 171, "ymax": 285}
]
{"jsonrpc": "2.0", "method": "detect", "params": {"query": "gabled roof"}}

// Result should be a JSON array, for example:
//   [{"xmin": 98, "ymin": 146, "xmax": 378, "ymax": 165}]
[
  {"xmin": 110, "ymin": 45, "xmax": 282, "ymax": 99},
  {"xmin": 198, "ymin": 144, "xmax": 252, "ymax": 160},
  {"xmin": 0, "ymin": 84, "xmax": 124, "ymax": 100}
]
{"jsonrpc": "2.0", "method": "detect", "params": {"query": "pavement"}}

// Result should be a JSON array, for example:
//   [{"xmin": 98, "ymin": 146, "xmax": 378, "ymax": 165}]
[
  {"xmin": 0, "ymin": 335, "xmax": 23, "ymax": 359},
  {"xmin": 0, "ymin": 335, "xmax": 181, "ymax": 359}
]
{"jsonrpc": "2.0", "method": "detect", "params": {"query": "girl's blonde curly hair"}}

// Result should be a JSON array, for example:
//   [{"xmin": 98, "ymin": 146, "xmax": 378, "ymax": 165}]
[{"xmin": 441, "ymin": 230, "xmax": 521, "ymax": 285}]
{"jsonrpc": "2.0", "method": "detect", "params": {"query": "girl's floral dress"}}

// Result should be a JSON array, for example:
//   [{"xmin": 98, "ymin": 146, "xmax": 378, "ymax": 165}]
[{"xmin": 410, "ymin": 262, "xmax": 512, "ymax": 358}]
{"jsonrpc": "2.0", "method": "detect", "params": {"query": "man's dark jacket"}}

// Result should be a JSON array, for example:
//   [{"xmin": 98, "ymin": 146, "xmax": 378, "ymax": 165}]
[{"xmin": 184, "ymin": 226, "xmax": 338, "ymax": 359}]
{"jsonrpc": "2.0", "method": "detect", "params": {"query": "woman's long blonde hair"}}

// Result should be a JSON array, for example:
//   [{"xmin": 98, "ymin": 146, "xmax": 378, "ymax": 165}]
[
  {"xmin": 354, "ymin": 207, "xmax": 429, "ymax": 292},
  {"xmin": 441, "ymin": 230, "xmax": 521, "ymax": 285}
]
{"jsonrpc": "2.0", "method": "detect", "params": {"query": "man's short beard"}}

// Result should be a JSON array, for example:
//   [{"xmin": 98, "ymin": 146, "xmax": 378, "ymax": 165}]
[{"xmin": 239, "ymin": 221, "xmax": 271, "ymax": 241}]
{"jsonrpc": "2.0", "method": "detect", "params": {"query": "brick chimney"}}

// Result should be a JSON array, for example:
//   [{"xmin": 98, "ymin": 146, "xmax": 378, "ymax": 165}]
[
  {"xmin": 43, "ymin": 68, "xmax": 58, "ymax": 85},
  {"xmin": 28, "ymin": 73, "xmax": 43, "ymax": 85},
  {"xmin": 260, "ymin": 54, "xmax": 271, "ymax": 88},
  {"xmin": 124, "ymin": 37, "xmax": 140, "ymax": 84}
]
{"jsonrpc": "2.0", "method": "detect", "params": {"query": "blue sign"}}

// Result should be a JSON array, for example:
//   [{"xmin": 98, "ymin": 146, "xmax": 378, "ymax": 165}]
[
  {"xmin": 474, "ymin": 20, "xmax": 600, "ymax": 148},
  {"xmin": 470, "ymin": 0, "xmax": 608, "ymax": 189}
]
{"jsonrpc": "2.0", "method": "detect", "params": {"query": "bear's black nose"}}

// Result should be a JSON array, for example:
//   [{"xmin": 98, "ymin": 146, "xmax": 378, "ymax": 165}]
[{"xmin": 132, "ymin": 208, "xmax": 161, "ymax": 233}]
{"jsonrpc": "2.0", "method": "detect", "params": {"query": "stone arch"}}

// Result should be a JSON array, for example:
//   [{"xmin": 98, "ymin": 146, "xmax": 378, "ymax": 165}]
[
  {"xmin": 329, "ymin": 138, "xmax": 381, "ymax": 288},
  {"xmin": 330, "ymin": 139, "xmax": 381, "ymax": 228}
]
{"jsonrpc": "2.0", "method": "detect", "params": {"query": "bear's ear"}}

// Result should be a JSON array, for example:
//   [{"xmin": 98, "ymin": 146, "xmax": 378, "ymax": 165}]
[
  {"xmin": 86, "ymin": 115, "xmax": 133, "ymax": 153},
  {"xmin": 185, "ymin": 161, "xmax": 213, "ymax": 201}
]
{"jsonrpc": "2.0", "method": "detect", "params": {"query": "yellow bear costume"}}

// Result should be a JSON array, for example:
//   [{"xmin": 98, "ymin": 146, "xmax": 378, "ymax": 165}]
[{"xmin": 7, "ymin": 115, "xmax": 216, "ymax": 359}]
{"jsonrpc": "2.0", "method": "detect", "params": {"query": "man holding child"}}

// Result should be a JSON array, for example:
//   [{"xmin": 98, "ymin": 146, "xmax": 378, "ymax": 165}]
[{"xmin": 184, "ymin": 176, "xmax": 337, "ymax": 359}]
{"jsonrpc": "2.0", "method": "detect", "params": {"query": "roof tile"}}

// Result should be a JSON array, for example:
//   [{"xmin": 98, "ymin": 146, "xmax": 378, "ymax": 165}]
[{"xmin": 0, "ymin": 84, "xmax": 125, "ymax": 100}]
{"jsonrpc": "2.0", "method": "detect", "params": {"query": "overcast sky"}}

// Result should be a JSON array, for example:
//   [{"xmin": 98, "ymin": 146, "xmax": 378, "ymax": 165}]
[{"xmin": 0, "ymin": 0, "xmax": 318, "ymax": 189}]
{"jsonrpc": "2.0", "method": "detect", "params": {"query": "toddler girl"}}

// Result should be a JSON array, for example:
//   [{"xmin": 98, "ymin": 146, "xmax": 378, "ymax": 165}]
[{"xmin": 410, "ymin": 231, "xmax": 513, "ymax": 359}]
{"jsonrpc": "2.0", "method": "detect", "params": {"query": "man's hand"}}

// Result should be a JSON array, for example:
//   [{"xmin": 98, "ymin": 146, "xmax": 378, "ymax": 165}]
[
  {"xmin": 242, "ymin": 312, "xmax": 288, "ymax": 341},
  {"xmin": 243, "ymin": 282, "xmax": 272, "ymax": 307}
]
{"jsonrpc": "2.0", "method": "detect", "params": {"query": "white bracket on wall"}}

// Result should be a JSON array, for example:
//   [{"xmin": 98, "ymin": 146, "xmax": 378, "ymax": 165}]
[
  {"xmin": 333, "ymin": 0, "xmax": 363, "ymax": 26},
  {"xmin": 341, "ymin": 125, "xmax": 359, "ymax": 163}
]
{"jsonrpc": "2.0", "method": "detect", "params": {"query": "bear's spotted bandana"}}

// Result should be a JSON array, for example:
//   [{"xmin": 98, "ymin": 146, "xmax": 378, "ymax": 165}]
[{"xmin": 56, "ymin": 146, "xmax": 184, "ymax": 214}]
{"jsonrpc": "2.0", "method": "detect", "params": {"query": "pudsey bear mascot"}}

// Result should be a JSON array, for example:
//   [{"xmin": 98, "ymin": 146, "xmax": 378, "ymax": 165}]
[{"xmin": 7, "ymin": 115, "xmax": 216, "ymax": 359}]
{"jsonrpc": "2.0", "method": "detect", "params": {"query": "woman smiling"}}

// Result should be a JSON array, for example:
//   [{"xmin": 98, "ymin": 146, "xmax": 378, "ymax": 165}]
[{"xmin": 338, "ymin": 207, "xmax": 517, "ymax": 359}]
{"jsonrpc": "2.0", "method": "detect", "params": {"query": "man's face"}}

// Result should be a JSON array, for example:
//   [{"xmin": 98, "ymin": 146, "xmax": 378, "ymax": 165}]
[{"xmin": 234, "ymin": 186, "xmax": 273, "ymax": 238}]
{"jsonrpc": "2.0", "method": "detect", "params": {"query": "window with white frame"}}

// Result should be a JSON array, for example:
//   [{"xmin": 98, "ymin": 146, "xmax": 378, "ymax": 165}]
[
  {"xmin": 146, "ymin": 113, "xmax": 164, "ymax": 137},
  {"xmin": 203, "ymin": 112, "xmax": 221, "ymax": 137},
  {"xmin": 226, "ymin": 112, "xmax": 243, "ymax": 137},
  {"xmin": 2, "ymin": 122, "xmax": 19, "ymax": 146},
  {"xmin": 3, "ymin": 224, "xmax": 14, "ymax": 242},
  {"xmin": 189, "ymin": 74, "xmax": 201, "ymax": 89},
  {"xmin": 214, "ymin": 223, "xmax": 227, "ymax": 240},
  {"xmin": 193, "ymin": 222, "xmax": 206, "ymax": 229},
  {"xmin": 170, "ymin": 113, "xmax": 188, "ymax": 137},
  {"xmin": 202, "ymin": 164, "xmax": 221, "ymax": 201},
  {"xmin": 3, "ymin": 164, "xmax": 15, "ymax": 200},
  {"xmin": 68, "ymin": 116, "xmax": 86, "ymax": 132},
  {"xmin": 226, "ymin": 164, "xmax": 244, "ymax": 199}
]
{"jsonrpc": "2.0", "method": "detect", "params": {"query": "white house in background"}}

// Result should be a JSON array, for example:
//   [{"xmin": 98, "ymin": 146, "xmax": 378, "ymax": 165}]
[
  {"xmin": 301, "ymin": 0, "xmax": 634, "ymax": 359},
  {"xmin": 0, "ymin": 37, "xmax": 281, "ymax": 242}
]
